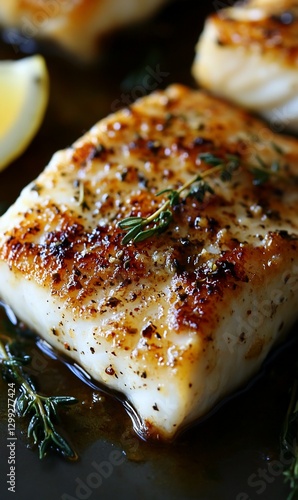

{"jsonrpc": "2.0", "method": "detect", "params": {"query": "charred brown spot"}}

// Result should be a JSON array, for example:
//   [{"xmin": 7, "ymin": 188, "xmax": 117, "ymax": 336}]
[
  {"xmin": 106, "ymin": 297, "xmax": 121, "ymax": 308},
  {"xmin": 125, "ymin": 327, "xmax": 138, "ymax": 335},
  {"xmin": 141, "ymin": 323, "xmax": 157, "ymax": 339},
  {"xmin": 52, "ymin": 272, "xmax": 61, "ymax": 284},
  {"xmin": 192, "ymin": 137, "xmax": 214, "ymax": 148},
  {"xmin": 105, "ymin": 366, "xmax": 115, "ymax": 376},
  {"xmin": 271, "ymin": 12, "xmax": 295, "ymax": 25},
  {"xmin": 277, "ymin": 230, "xmax": 298, "ymax": 240}
]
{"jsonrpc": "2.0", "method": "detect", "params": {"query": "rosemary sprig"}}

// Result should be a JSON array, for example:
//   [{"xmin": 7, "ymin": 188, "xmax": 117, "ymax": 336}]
[
  {"xmin": 0, "ymin": 337, "xmax": 78, "ymax": 460},
  {"xmin": 281, "ymin": 365, "xmax": 298, "ymax": 499},
  {"xmin": 118, "ymin": 153, "xmax": 240, "ymax": 244}
]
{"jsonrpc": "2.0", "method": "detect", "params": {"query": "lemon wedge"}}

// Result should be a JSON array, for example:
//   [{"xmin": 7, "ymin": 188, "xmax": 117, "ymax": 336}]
[{"xmin": 0, "ymin": 55, "xmax": 49, "ymax": 171}]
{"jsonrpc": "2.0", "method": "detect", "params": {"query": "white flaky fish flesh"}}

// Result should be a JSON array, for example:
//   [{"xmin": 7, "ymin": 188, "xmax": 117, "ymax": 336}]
[
  {"xmin": 0, "ymin": 85, "xmax": 298, "ymax": 439},
  {"xmin": 0, "ymin": 0, "xmax": 169, "ymax": 59},
  {"xmin": 192, "ymin": 0, "xmax": 298, "ymax": 133}
]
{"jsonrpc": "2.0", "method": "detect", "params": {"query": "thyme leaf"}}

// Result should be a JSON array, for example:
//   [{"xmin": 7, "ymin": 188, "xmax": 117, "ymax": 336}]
[
  {"xmin": 188, "ymin": 180, "xmax": 214, "ymax": 203},
  {"xmin": 252, "ymin": 155, "xmax": 283, "ymax": 186},
  {"xmin": 271, "ymin": 141, "xmax": 284, "ymax": 155},
  {"xmin": 118, "ymin": 153, "xmax": 238, "ymax": 244},
  {"xmin": 0, "ymin": 337, "xmax": 78, "ymax": 460}
]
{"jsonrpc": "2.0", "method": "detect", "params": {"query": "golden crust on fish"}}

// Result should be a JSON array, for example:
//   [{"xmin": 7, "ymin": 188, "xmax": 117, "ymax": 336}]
[
  {"xmin": 192, "ymin": 0, "xmax": 298, "ymax": 132},
  {"xmin": 0, "ymin": 85, "xmax": 298, "ymax": 439},
  {"xmin": 0, "ymin": 0, "xmax": 169, "ymax": 58},
  {"xmin": 208, "ymin": 0, "xmax": 298, "ymax": 66}
]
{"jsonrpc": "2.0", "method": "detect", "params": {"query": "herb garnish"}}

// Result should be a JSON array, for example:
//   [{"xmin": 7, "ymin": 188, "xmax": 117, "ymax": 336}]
[
  {"xmin": 118, "ymin": 153, "xmax": 240, "ymax": 245},
  {"xmin": 281, "ymin": 365, "xmax": 298, "ymax": 498},
  {"xmin": 118, "ymin": 149, "xmax": 292, "ymax": 245},
  {"xmin": 251, "ymin": 155, "xmax": 281, "ymax": 186},
  {"xmin": 0, "ymin": 337, "xmax": 78, "ymax": 460}
]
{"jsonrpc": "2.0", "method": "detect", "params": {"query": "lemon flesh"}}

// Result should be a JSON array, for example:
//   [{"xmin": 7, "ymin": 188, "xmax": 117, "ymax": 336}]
[{"xmin": 0, "ymin": 55, "xmax": 49, "ymax": 171}]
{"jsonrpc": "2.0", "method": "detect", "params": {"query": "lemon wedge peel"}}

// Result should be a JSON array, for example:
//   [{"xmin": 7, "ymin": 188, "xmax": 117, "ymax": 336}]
[{"xmin": 0, "ymin": 55, "xmax": 49, "ymax": 171}]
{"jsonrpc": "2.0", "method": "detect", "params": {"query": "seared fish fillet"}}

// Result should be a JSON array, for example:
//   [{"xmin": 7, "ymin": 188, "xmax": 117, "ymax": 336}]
[
  {"xmin": 0, "ymin": 0, "xmax": 169, "ymax": 59},
  {"xmin": 0, "ymin": 85, "xmax": 298, "ymax": 440},
  {"xmin": 192, "ymin": 0, "xmax": 298, "ymax": 133}
]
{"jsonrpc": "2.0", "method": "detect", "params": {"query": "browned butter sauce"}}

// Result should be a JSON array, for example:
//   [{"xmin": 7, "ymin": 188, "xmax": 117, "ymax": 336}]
[{"xmin": 0, "ymin": 301, "xmax": 297, "ymax": 500}]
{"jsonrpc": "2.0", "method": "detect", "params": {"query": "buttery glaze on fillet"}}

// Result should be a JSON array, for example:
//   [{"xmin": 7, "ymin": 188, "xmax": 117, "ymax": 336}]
[
  {"xmin": 0, "ymin": 0, "xmax": 169, "ymax": 59},
  {"xmin": 0, "ymin": 85, "xmax": 298, "ymax": 440},
  {"xmin": 192, "ymin": 0, "xmax": 298, "ymax": 132}
]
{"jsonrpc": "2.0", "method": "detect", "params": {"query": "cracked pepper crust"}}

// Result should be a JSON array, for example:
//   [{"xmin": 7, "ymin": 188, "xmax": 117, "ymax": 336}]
[{"xmin": 0, "ymin": 85, "xmax": 298, "ymax": 438}]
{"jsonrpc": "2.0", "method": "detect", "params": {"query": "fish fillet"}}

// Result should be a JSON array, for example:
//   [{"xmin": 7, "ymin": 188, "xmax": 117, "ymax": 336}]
[
  {"xmin": 192, "ymin": 0, "xmax": 298, "ymax": 133},
  {"xmin": 0, "ymin": 0, "xmax": 169, "ymax": 59},
  {"xmin": 0, "ymin": 85, "xmax": 298, "ymax": 440}
]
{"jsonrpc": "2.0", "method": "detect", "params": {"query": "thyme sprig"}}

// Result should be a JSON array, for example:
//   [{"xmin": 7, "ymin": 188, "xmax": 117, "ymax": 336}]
[
  {"xmin": 118, "ymin": 153, "xmax": 240, "ymax": 245},
  {"xmin": 281, "ymin": 364, "xmax": 298, "ymax": 499},
  {"xmin": 118, "ymin": 149, "xmax": 292, "ymax": 245},
  {"xmin": 0, "ymin": 337, "xmax": 78, "ymax": 460},
  {"xmin": 251, "ymin": 155, "xmax": 281, "ymax": 186}
]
